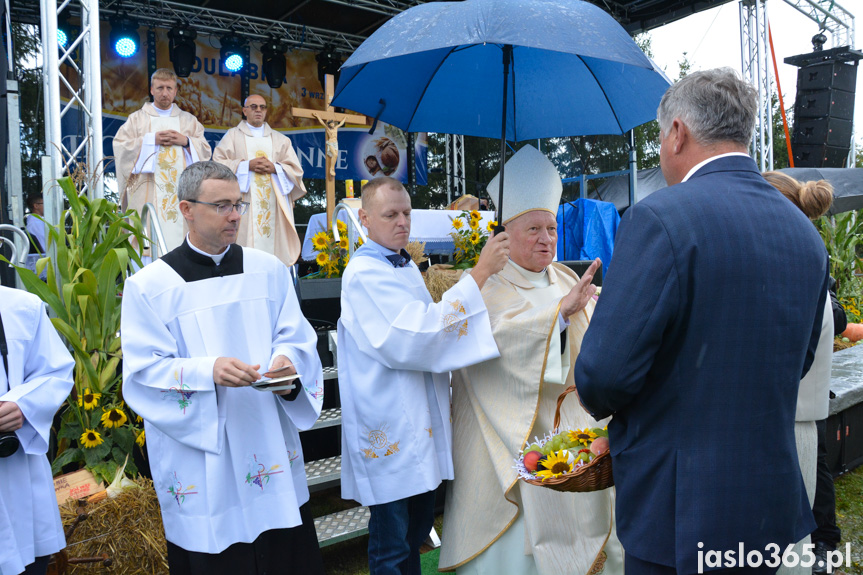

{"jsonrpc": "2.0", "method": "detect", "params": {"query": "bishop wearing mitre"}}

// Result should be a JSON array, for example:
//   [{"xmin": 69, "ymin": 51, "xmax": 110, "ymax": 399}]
[
  {"xmin": 213, "ymin": 94, "xmax": 307, "ymax": 267},
  {"xmin": 113, "ymin": 68, "xmax": 211, "ymax": 252}
]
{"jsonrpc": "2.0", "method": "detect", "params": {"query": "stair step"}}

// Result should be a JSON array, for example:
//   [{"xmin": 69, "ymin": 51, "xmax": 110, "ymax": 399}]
[
  {"xmin": 310, "ymin": 407, "xmax": 341, "ymax": 431},
  {"xmin": 315, "ymin": 506, "xmax": 370, "ymax": 547},
  {"xmin": 322, "ymin": 365, "xmax": 338, "ymax": 380},
  {"xmin": 306, "ymin": 455, "xmax": 341, "ymax": 491}
]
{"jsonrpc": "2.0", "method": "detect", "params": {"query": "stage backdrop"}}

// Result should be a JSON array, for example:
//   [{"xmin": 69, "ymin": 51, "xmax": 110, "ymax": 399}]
[{"xmin": 59, "ymin": 23, "xmax": 428, "ymax": 184}]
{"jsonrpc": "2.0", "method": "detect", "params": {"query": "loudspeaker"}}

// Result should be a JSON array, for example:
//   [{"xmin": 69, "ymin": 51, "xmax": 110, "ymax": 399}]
[
  {"xmin": 790, "ymin": 51, "xmax": 859, "ymax": 168},
  {"xmin": 793, "ymin": 117, "xmax": 853, "ymax": 147},
  {"xmin": 794, "ymin": 89, "xmax": 855, "ymax": 120},
  {"xmin": 796, "ymin": 61, "xmax": 858, "ymax": 92},
  {"xmin": 793, "ymin": 144, "xmax": 851, "ymax": 168}
]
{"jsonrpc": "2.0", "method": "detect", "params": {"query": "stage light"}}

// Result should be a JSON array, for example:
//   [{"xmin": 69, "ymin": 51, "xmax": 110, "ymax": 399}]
[
  {"xmin": 220, "ymin": 34, "xmax": 245, "ymax": 73},
  {"xmin": 57, "ymin": 12, "xmax": 73, "ymax": 49},
  {"xmin": 110, "ymin": 16, "xmax": 139, "ymax": 58},
  {"xmin": 169, "ymin": 25, "xmax": 197, "ymax": 78},
  {"xmin": 316, "ymin": 47, "xmax": 341, "ymax": 90},
  {"xmin": 260, "ymin": 39, "xmax": 286, "ymax": 89}
]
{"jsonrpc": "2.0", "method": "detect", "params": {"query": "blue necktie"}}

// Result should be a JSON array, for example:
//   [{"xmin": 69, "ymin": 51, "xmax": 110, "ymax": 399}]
[{"xmin": 385, "ymin": 251, "xmax": 412, "ymax": 268}]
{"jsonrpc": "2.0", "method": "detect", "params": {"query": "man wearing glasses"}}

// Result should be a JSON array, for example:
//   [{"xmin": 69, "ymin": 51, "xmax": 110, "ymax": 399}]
[
  {"xmin": 213, "ymin": 94, "xmax": 307, "ymax": 267},
  {"xmin": 121, "ymin": 161, "xmax": 325, "ymax": 575}
]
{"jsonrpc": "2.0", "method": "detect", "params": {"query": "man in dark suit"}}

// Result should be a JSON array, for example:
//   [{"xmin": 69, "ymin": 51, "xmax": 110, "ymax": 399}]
[{"xmin": 574, "ymin": 68, "xmax": 829, "ymax": 575}]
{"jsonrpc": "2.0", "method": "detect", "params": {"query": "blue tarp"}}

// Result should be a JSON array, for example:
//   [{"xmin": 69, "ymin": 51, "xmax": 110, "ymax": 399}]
[{"xmin": 556, "ymin": 199, "xmax": 620, "ymax": 276}]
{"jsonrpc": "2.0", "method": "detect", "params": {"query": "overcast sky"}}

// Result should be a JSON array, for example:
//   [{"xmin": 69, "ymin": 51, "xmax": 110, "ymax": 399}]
[{"xmin": 646, "ymin": 0, "xmax": 862, "ymax": 146}]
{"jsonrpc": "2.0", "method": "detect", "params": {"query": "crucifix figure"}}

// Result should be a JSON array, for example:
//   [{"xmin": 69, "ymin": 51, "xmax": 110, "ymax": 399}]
[{"xmin": 292, "ymin": 74, "xmax": 365, "ymax": 226}]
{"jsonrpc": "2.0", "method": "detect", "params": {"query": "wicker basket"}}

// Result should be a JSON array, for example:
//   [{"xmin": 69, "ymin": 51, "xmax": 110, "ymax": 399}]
[{"xmin": 521, "ymin": 385, "xmax": 614, "ymax": 493}]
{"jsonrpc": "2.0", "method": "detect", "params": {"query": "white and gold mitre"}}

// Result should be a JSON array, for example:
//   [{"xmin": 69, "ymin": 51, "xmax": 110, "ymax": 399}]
[{"xmin": 487, "ymin": 144, "xmax": 563, "ymax": 224}]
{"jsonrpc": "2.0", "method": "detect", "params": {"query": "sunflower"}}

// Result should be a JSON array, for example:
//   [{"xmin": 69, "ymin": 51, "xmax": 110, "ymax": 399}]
[
  {"xmin": 316, "ymin": 252, "xmax": 330, "ymax": 266},
  {"xmin": 487, "ymin": 220, "xmax": 498, "ymax": 232},
  {"xmin": 77, "ymin": 388, "xmax": 101, "ymax": 410},
  {"xmin": 535, "ymin": 450, "xmax": 572, "ymax": 480},
  {"xmin": 356, "ymin": 237, "xmax": 364, "ymax": 247},
  {"xmin": 101, "ymin": 407, "xmax": 128, "ymax": 428},
  {"xmin": 469, "ymin": 232, "xmax": 481, "ymax": 245},
  {"xmin": 469, "ymin": 210, "xmax": 481, "ymax": 221},
  {"xmin": 136, "ymin": 429, "xmax": 146, "ymax": 447},
  {"xmin": 336, "ymin": 220, "xmax": 347, "ymax": 233},
  {"xmin": 468, "ymin": 217, "xmax": 479, "ymax": 230},
  {"xmin": 339, "ymin": 237, "xmax": 349, "ymax": 249},
  {"xmin": 568, "ymin": 428, "xmax": 598, "ymax": 446},
  {"xmin": 80, "ymin": 428, "xmax": 103, "ymax": 449},
  {"xmin": 451, "ymin": 218, "xmax": 464, "ymax": 230},
  {"xmin": 311, "ymin": 232, "xmax": 329, "ymax": 250}
]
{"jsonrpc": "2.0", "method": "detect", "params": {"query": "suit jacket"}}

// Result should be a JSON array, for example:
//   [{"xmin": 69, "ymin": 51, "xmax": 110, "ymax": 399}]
[{"xmin": 574, "ymin": 155, "xmax": 828, "ymax": 574}]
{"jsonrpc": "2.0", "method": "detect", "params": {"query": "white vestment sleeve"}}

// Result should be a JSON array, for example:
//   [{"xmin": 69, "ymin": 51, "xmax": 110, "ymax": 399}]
[
  {"xmin": 0, "ymin": 303, "xmax": 73, "ymax": 455},
  {"xmin": 268, "ymin": 266, "xmax": 323, "ymax": 430},
  {"xmin": 273, "ymin": 164, "xmax": 295, "ymax": 197},
  {"xmin": 121, "ymin": 278, "xmax": 224, "ymax": 454},
  {"xmin": 185, "ymin": 141, "xmax": 201, "ymax": 165},
  {"xmin": 343, "ymin": 265, "xmax": 499, "ymax": 373},
  {"xmin": 132, "ymin": 132, "xmax": 158, "ymax": 174},
  {"xmin": 236, "ymin": 161, "xmax": 251, "ymax": 193}
]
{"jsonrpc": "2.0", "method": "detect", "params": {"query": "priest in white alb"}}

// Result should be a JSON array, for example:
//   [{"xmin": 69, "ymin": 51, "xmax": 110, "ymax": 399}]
[
  {"xmin": 338, "ymin": 176, "xmax": 511, "ymax": 575},
  {"xmin": 439, "ymin": 146, "xmax": 624, "ymax": 575},
  {"xmin": 121, "ymin": 161, "xmax": 324, "ymax": 574},
  {"xmin": 0, "ymin": 285, "xmax": 75, "ymax": 575},
  {"xmin": 112, "ymin": 68, "xmax": 211, "ymax": 252},
  {"xmin": 213, "ymin": 94, "xmax": 307, "ymax": 267}
]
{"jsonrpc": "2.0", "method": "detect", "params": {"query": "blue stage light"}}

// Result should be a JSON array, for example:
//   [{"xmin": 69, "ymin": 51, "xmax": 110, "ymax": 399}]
[
  {"xmin": 225, "ymin": 53, "xmax": 243, "ymax": 72},
  {"xmin": 57, "ymin": 29, "xmax": 68, "ymax": 48},
  {"xmin": 220, "ymin": 34, "xmax": 246, "ymax": 73},
  {"xmin": 110, "ymin": 16, "xmax": 139, "ymax": 59},
  {"xmin": 114, "ymin": 36, "xmax": 137, "ymax": 57}
]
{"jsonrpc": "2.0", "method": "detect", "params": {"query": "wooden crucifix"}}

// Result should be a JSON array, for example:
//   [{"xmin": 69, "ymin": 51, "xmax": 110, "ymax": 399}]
[{"xmin": 292, "ymin": 74, "xmax": 366, "ymax": 227}]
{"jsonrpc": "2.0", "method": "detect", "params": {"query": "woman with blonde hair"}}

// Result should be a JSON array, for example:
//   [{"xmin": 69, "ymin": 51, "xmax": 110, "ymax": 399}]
[{"xmin": 764, "ymin": 171, "xmax": 843, "ymax": 575}]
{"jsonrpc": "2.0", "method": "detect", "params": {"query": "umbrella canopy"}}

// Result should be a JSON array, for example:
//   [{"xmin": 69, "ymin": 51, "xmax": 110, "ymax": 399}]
[{"xmin": 332, "ymin": 0, "xmax": 672, "ymax": 141}]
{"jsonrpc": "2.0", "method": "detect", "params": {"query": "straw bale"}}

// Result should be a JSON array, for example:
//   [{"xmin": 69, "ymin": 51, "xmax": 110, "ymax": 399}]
[
  {"xmin": 424, "ymin": 264, "xmax": 462, "ymax": 303},
  {"xmin": 404, "ymin": 241, "xmax": 428, "ymax": 266},
  {"xmin": 59, "ymin": 477, "xmax": 168, "ymax": 575}
]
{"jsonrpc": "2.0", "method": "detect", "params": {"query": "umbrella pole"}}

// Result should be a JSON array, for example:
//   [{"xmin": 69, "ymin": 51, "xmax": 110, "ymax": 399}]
[{"xmin": 495, "ymin": 44, "xmax": 512, "ymax": 236}]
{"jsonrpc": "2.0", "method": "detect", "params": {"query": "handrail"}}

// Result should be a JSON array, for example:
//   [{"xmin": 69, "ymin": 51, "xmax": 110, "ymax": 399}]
[
  {"xmin": 332, "ymin": 202, "xmax": 368, "ymax": 258},
  {"xmin": 140, "ymin": 202, "xmax": 168, "ymax": 260},
  {"xmin": 0, "ymin": 224, "xmax": 30, "ymax": 265}
]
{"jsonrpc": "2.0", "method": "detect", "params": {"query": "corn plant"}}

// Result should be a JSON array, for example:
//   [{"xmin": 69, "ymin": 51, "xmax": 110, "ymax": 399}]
[{"xmin": 9, "ymin": 177, "xmax": 146, "ymax": 483}]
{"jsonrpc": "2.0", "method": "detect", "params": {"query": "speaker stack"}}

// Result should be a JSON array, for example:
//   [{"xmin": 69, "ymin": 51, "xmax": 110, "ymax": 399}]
[{"xmin": 786, "ymin": 42, "xmax": 862, "ymax": 168}]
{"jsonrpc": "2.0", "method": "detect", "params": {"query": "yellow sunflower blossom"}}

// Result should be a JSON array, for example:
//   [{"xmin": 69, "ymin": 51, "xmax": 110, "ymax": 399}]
[
  {"xmin": 356, "ymin": 237, "xmax": 365, "ymax": 247},
  {"xmin": 316, "ymin": 252, "xmax": 330, "ymax": 266},
  {"xmin": 311, "ymin": 232, "xmax": 329, "ymax": 250},
  {"xmin": 339, "ymin": 237, "xmax": 349, "ymax": 249},
  {"xmin": 487, "ymin": 220, "xmax": 498, "ymax": 232},
  {"xmin": 567, "ymin": 427, "xmax": 598, "ymax": 446},
  {"xmin": 469, "ymin": 232, "xmax": 481, "ymax": 245},
  {"xmin": 77, "ymin": 388, "xmax": 101, "ymax": 410},
  {"xmin": 80, "ymin": 429, "xmax": 104, "ymax": 449},
  {"xmin": 336, "ymin": 220, "xmax": 347, "ymax": 233},
  {"xmin": 468, "ymin": 217, "xmax": 479, "ymax": 230},
  {"xmin": 100, "ymin": 407, "xmax": 128, "ymax": 428},
  {"xmin": 451, "ymin": 218, "xmax": 464, "ymax": 230},
  {"xmin": 535, "ymin": 450, "xmax": 572, "ymax": 480},
  {"xmin": 136, "ymin": 429, "xmax": 146, "ymax": 447},
  {"xmin": 469, "ymin": 210, "xmax": 481, "ymax": 220}
]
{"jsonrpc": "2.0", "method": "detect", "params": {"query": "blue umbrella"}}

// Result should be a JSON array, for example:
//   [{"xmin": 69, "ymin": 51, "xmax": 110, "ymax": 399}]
[{"xmin": 332, "ymin": 0, "xmax": 672, "ymax": 224}]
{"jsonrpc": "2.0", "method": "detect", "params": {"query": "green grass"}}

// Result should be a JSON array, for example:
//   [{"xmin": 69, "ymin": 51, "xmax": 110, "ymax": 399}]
[{"xmin": 836, "ymin": 465, "xmax": 863, "ymax": 574}]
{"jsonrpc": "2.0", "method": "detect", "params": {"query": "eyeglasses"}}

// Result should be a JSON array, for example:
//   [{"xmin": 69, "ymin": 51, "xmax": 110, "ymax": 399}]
[
  {"xmin": 186, "ymin": 199, "xmax": 249, "ymax": 216},
  {"xmin": 245, "ymin": 104, "xmax": 267, "ymax": 111}
]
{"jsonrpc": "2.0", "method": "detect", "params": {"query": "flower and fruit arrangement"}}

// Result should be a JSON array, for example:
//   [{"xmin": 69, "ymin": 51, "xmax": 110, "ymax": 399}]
[{"xmin": 516, "ymin": 426, "xmax": 610, "ymax": 482}]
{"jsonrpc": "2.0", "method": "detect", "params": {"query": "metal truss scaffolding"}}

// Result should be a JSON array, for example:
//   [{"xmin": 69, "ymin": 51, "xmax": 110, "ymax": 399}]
[
  {"xmin": 40, "ymin": 0, "xmax": 103, "ymax": 227},
  {"xmin": 444, "ymin": 134, "xmax": 466, "ymax": 207},
  {"xmin": 740, "ymin": 0, "xmax": 773, "ymax": 171},
  {"xmin": 782, "ymin": 0, "xmax": 855, "ymax": 49}
]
